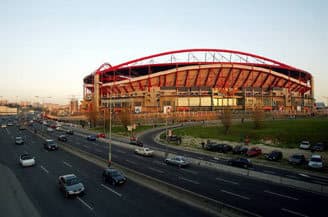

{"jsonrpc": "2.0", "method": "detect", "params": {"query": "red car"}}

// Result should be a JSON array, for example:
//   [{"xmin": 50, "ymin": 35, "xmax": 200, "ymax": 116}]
[
  {"xmin": 246, "ymin": 147, "xmax": 262, "ymax": 157},
  {"xmin": 97, "ymin": 133, "xmax": 106, "ymax": 138}
]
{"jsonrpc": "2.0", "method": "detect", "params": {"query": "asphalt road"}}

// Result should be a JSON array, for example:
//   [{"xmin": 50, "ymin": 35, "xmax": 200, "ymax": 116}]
[
  {"xmin": 32, "ymin": 122, "xmax": 328, "ymax": 217},
  {"xmin": 0, "ymin": 125, "xmax": 210, "ymax": 217}
]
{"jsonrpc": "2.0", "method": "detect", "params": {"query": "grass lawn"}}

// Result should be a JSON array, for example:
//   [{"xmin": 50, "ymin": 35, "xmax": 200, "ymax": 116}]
[
  {"xmin": 90, "ymin": 125, "xmax": 154, "ymax": 136},
  {"xmin": 173, "ymin": 118, "xmax": 328, "ymax": 148}
]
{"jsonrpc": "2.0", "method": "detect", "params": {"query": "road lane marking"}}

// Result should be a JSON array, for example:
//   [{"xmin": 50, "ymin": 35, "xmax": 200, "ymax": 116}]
[
  {"xmin": 281, "ymin": 208, "xmax": 309, "ymax": 217},
  {"xmin": 262, "ymin": 170, "xmax": 276, "ymax": 175},
  {"xmin": 148, "ymin": 167, "xmax": 164, "ymax": 174},
  {"xmin": 264, "ymin": 190, "xmax": 298, "ymax": 200},
  {"xmin": 179, "ymin": 177, "xmax": 200, "ymax": 185},
  {"xmin": 180, "ymin": 168, "xmax": 198, "ymax": 175},
  {"xmin": 216, "ymin": 177, "xmax": 239, "ymax": 185},
  {"xmin": 40, "ymin": 165, "xmax": 49, "ymax": 174},
  {"xmin": 221, "ymin": 190, "xmax": 250, "ymax": 200},
  {"xmin": 298, "ymin": 173, "xmax": 310, "ymax": 178},
  {"xmin": 77, "ymin": 197, "xmax": 94, "ymax": 210},
  {"xmin": 125, "ymin": 159, "xmax": 136, "ymax": 165},
  {"xmin": 63, "ymin": 161, "xmax": 72, "ymax": 168},
  {"xmin": 83, "ymin": 145, "xmax": 88, "ymax": 148},
  {"xmin": 101, "ymin": 184, "xmax": 122, "ymax": 197},
  {"xmin": 116, "ymin": 150, "xmax": 126, "ymax": 154}
]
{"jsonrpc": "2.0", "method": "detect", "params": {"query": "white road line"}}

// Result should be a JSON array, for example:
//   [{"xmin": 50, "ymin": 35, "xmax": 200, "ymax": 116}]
[
  {"xmin": 264, "ymin": 190, "xmax": 298, "ymax": 200},
  {"xmin": 298, "ymin": 173, "xmax": 310, "ymax": 178},
  {"xmin": 116, "ymin": 150, "xmax": 126, "ymax": 154},
  {"xmin": 101, "ymin": 184, "xmax": 122, "ymax": 197},
  {"xmin": 221, "ymin": 190, "xmax": 250, "ymax": 200},
  {"xmin": 83, "ymin": 145, "xmax": 88, "ymax": 148},
  {"xmin": 77, "ymin": 197, "xmax": 94, "ymax": 210},
  {"xmin": 281, "ymin": 208, "xmax": 309, "ymax": 217},
  {"xmin": 148, "ymin": 167, "xmax": 164, "ymax": 174},
  {"xmin": 180, "ymin": 168, "xmax": 198, "ymax": 175},
  {"xmin": 179, "ymin": 177, "xmax": 200, "ymax": 185},
  {"xmin": 40, "ymin": 165, "xmax": 49, "ymax": 174},
  {"xmin": 216, "ymin": 177, "xmax": 239, "ymax": 185},
  {"xmin": 125, "ymin": 159, "xmax": 136, "ymax": 165},
  {"xmin": 63, "ymin": 161, "xmax": 72, "ymax": 168}
]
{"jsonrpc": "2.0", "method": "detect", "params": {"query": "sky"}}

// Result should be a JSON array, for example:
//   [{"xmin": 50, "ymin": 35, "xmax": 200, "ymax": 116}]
[{"xmin": 0, "ymin": 0, "xmax": 327, "ymax": 104}]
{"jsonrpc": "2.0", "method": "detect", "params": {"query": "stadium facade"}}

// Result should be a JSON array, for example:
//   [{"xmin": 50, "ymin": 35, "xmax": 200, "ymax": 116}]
[{"xmin": 82, "ymin": 49, "xmax": 314, "ymax": 114}]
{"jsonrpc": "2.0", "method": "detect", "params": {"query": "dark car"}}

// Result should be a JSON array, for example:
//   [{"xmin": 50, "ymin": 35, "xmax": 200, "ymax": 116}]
[
  {"xmin": 288, "ymin": 154, "xmax": 306, "ymax": 165},
  {"xmin": 167, "ymin": 135, "xmax": 182, "ymax": 144},
  {"xmin": 86, "ymin": 135, "xmax": 96, "ymax": 141},
  {"xmin": 58, "ymin": 174, "xmax": 85, "ymax": 198},
  {"xmin": 102, "ymin": 168, "xmax": 127, "ymax": 186},
  {"xmin": 216, "ymin": 144, "xmax": 233, "ymax": 153},
  {"xmin": 311, "ymin": 143, "xmax": 326, "ymax": 152},
  {"xmin": 232, "ymin": 145, "xmax": 248, "ymax": 155},
  {"xmin": 246, "ymin": 147, "xmax": 262, "ymax": 157},
  {"xmin": 66, "ymin": 130, "xmax": 74, "ymax": 135},
  {"xmin": 265, "ymin": 150, "xmax": 283, "ymax": 161},
  {"xmin": 44, "ymin": 139, "xmax": 58, "ymax": 150},
  {"xmin": 58, "ymin": 135, "xmax": 68, "ymax": 142},
  {"xmin": 228, "ymin": 157, "xmax": 253, "ymax": 169},
  {"xmin": 130, "ymin": 136, "xmax": 143, "ymax": 147}
]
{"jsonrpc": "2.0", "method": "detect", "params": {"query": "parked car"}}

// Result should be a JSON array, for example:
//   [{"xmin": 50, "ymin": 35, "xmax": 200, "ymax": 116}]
[
  {"xmin": 165, "ymin": 156, "xmax": 190, "ymax": 168},
  {"xmin": 44, "ymin": 139, "xmax": 58, "ymax": 151},
  {"xmin": 7, "ymin": 122, "xmax": 13, "ymax": 126},
  {"xmin": 130, "ymin": 136, "xmax": 143, "ymax": 146},
  {"xmin": 58, "ymin": 174, "xmax": 85, "ymax": 198},
  {"xmin": 167, "ymin": 135, "xmax": 182, "ymax": 144},
  {"xmin": 134, "ymin": 147, "xmax": 154, "ymax": 157},
  {"xmin": 96, "ymin": 133, "xmax": 106, "ymax": 138},
  {"xmin": 202, "ymin": 142, "xmax": 219, "ymax": 151},
  {"xmin": 246, "ymin": 147, "xmax": 262, "ymax": 157},
  {"xmin": 299, "ymin": 141, "xmax": 311, "ymax": 150},
  {"xmin": 308, "ymin": 155, "xmax": 323, "ymax": 169},
  {"xmin": 86, "ymin": 135, "xmax": 97, "ymax": 141},
  {"xmin": 311, "ymin": 143, "xmax": 326, "ymax": 152},
  {"xmin": 288, "ymin": 154, "xmax": 306, "ymax": 165},
  {"xmin": 19, "ymin": 154, "xmax": 36, "ymax": 167},
  {"xmin": 18, "ymin": 126, "xmax": 26, "ymax": 130},
  {"xmin": 102, "ymin": 168, "xmax": 127, "ymax": 186},
  {"xmin": 46, "ymin": 127, "xmax": 54, "ymax": 132},
  {"xmin": 227, "ymin": 157, "xmax": 253, "ymax": 169},
  {"xmin": 232, "ymin": 145, "xmax": 248, "ymax": 155},
  {"xmin": 66, "ymin": 130, "xmax": 74, "ymax": 135},
  {"xmin": 265, "ymin": 150, "xmax": 283, "ymax": 161},
  {"xmin": 216, "ymin": 144, "xmax": 233, "ymax": 153},
  {"xmin": 58, "ymin": 135, "xmax": 68, "ymax": 142},
  {"xmin": 56, "ymin": 126, "xmax": 62, "ymax": 131},
  {"xmin": 15, "ymin": 136, "xmax": 24, "ymax": 145}
]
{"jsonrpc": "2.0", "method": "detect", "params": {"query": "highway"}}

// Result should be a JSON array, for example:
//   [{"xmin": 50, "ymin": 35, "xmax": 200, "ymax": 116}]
[
  {"xmin": 31, "ymin": 122, "xmax": 328, "ymax": 217},
  {"xmin": 0, "ymin": 124, "xmax": 210, "ymax": 217}
]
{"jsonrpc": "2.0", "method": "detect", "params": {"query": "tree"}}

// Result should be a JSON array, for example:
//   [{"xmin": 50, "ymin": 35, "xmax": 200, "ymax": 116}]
[
  {"xmin": 221, "ymin": 108, "xmax": 232, "ymax": 134},
  {"xmin": 252, "ymin": 106, "xmax": 265, "ymax": 129},
  {"xmin": 119, "ymin": 107, "xmax": 134, "ymax": 131},
  {"xmin": 85, "ymin": 105, "xmax": 98, "ymax": 128}
]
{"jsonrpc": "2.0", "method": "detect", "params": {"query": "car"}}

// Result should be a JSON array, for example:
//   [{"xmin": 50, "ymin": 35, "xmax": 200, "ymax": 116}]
[
  {"xmin": 310, "ymin": 143, "xmax": 326, "ymax": 152},
  {"xmin": 56, "ymin": 126, "xmax": 62, "ymax": 131},
  {"xmin": 299, "ymin": 140, "xmax": 311, "ymax": 150},
  {"xmin": 86, "ymin": 135, "xmax": 96, "ymax": 141},
  {"xmin": 19, "ymin": 154, "xmax": 36, "ymax": 167},
  {"xmin": 215, "ymin": 144, "xmax": 233, "ymax": 153},
  {"xmin": 265, "ymin": 150, "xmax": 283, "ymax": 161},
  {"xmin": 308, "ymin": 155, "xmax": 323, "ymax": 169},
  {"xmin": 96, "ymin": 133, "xmax": 106, "ymax": 138},
  {"xmin": 102, "ymin": 168, "xmax": 127, "ymax": 186},
  {"xmin": 7, "ymin": 122, "xmax": 13, "ymax": 126},
  {"xmin": 167, "ymin": 135, "xmax": 182, "ymax": 144},
  {"xmin": 232, "ymin": 145, "xmax": 248, "ymax": 155},
  {"xmin": 1, "ymin": 124, "xmax": 6, "ymax": 128},
  {"xmin": 58, "ymin": 135, "xmax": 68, "ymax": 142},
  {"xmin": 44, "ymin": 139, "xmax": 58, "ymax": 150},
  {"xmin": 18, "ymin": 125, "xmax": 26, "ymax": 130},
  {"xmin": 165, "ymin": 156, "xmax": 190, "ymax": 168},
  {"xmin": 227, "ymin": 157, "xmax": 253, "ymax": 169},
  {"xmin": 246, "ymin": 147, "xmax": 262, "ymax": 157},
  {"xmin": 15, "ymin": 136, "xmax": 24, "ymax": 145},
  {"xmin": 46, "ymin": 127, "xmax": 54, "ymax": 132},
  {"xmin": 134, "ymin": 147, "xmax": 154, "ymax": 157},
  {"xmin": 130, "ymin": 136, "xmax": 143, "ymax": 146},
  {"xmin": 288, "ymin": 154, "xmax": 306, "ymax": 165},
  {"xmin": 66, "ymin": 130, "xmax": 74, "ymax": 135},
  {"xmin": 58, "ymin": 174, "xmax": 85, "ymax": 198}
]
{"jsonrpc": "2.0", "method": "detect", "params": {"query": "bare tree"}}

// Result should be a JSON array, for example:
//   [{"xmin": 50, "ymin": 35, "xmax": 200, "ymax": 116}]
[
  {"xmin": 85, "ymin": 105, "xmax": 98, "ymax": 128},
  {"xmin": 119, "ymin": 107, "xmax": 133, "ymax": 131},
  {"xmin": 221, "ymin": 108, "xmax": 232, "ymax": 134},
  {"xmin": 252, "ymin": 106, "xmax": 265, "ymax": 129}
]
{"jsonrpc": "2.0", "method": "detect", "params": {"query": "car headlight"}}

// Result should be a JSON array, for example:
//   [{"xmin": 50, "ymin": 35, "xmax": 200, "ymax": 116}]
[{"xmin": 68, "ymin": 190, "xmax": 74, "ymax": 194}]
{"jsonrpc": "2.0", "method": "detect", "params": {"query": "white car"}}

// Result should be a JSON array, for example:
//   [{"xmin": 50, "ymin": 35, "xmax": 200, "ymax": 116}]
[
  {"xmin": 134, "ymin": 147, "xmax": 154, "ymax": 157},
  {"xmin": 56, "ymin": 126, "xmax": 62, "ymax": 131},
  {"xmin": 308, "ymin": 155, "xmax": 323, "ymax": 169},
  {"xmin": 1, "ymin": 124, "xmax": 6, "ymax": 128},
  {"xmin": 47, "ymin": 127, "xmax": 54, "ymax": 132},
  {"xmin": 19, "ymin": 154, "xmax": 36, "ymax": 167},
  {"xmin": 299, "ymin": 141, "xmax": 311, "ymax": 150}
]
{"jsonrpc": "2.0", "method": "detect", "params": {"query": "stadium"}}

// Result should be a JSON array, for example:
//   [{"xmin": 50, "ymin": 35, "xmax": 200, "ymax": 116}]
[{"xmin": 82, "ymin": 49, "xmax": 314, "ymax": 116}]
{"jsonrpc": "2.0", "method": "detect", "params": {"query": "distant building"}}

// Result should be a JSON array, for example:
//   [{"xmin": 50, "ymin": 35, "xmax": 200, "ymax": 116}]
[
  {"xmin": 315, "ymin": 102, "xmax": 326, "ymax": 110},
  {"xmin": 0, "ymin": 106, "xmax": 17, "ymax": 115},
  {"xmin": 69, "ymin": 99, "xmax": 79, "ymax": 114}
]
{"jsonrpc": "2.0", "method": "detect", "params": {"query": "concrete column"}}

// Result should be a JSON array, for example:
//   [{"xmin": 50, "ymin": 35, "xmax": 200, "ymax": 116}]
[{"xmin": 93, "ymin": 74, "xmax": 100, "ymax": 112}]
